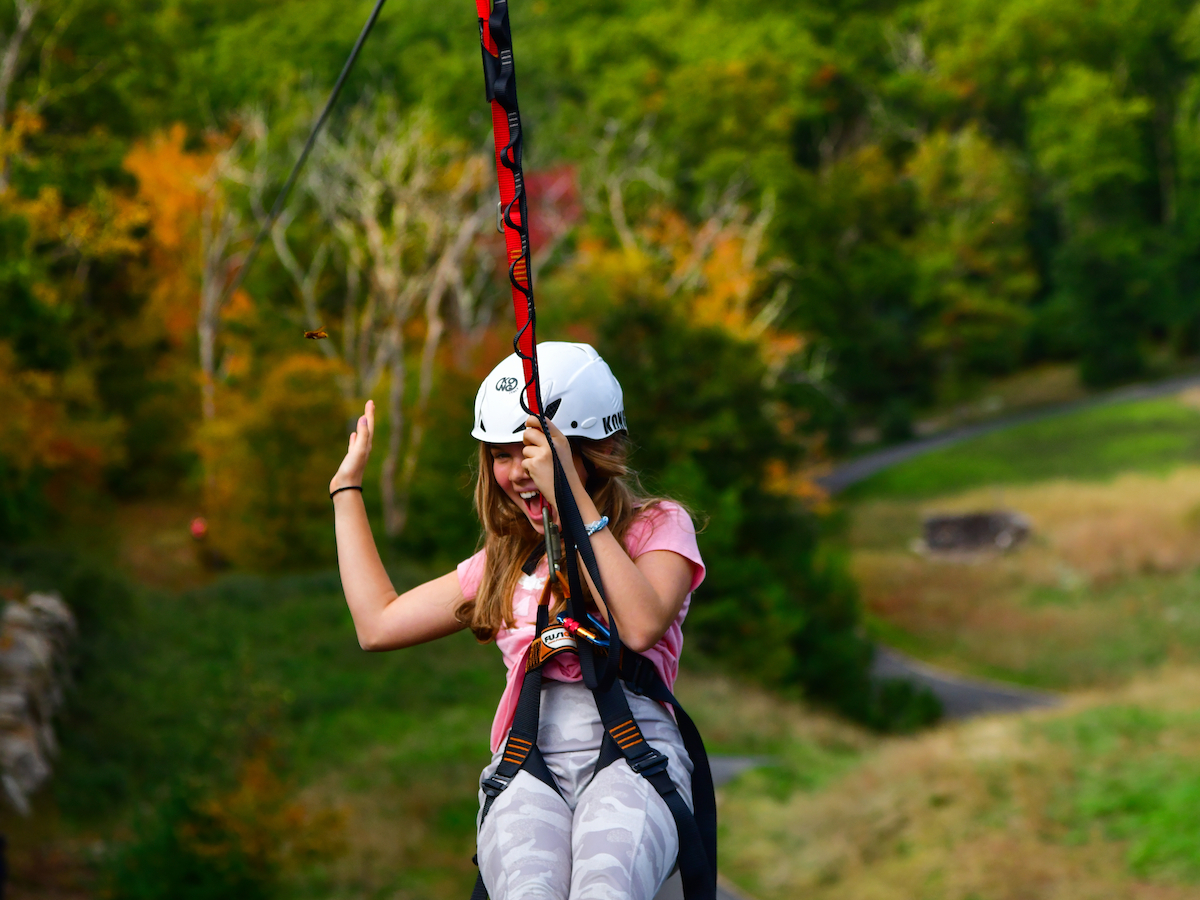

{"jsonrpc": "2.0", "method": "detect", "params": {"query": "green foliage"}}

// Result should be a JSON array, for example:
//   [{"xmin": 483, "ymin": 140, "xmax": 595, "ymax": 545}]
[
  {"xmin": 589, "ymin": 295, "xmax": 938, "ymax": 730},
  {"xmin": 106, "ymin": 788, "xmax": 277, "ymax": 900},
  {"xmin": 200, "ymin": 355, "xmax": 350, "ymax": 570}
]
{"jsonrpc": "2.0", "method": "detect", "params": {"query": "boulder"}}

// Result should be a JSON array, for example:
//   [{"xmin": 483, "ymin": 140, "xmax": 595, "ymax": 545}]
[
  {"xmin": 922, "ymin": 511, "xmax": 1031, "ymax": 554},
  {"xmin": 0, "ymin": 591, "xmax": 75, "ymax": 815}
]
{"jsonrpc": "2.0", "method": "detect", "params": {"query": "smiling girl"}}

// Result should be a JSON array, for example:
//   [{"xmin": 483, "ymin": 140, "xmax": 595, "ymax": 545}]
[{"xmin": 329, "ymin": 341, "xmax": 707, "ymax": 900}]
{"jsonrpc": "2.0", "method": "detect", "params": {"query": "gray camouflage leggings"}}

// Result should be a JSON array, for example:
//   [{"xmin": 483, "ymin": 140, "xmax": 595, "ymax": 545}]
[{"xmin": 476, "ymin": 681, "xmax": 694, "ymax": 900}]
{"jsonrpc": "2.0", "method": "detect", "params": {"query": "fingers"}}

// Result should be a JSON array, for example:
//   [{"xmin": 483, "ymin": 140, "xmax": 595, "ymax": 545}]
[
  {"xmin": 365, "ymin": 399, "xmax": 375, "ymax": 444},
  {"xmin": 524, "ymin": 415, "xmax": 568, "ymax": 450},
  {"xmin": 523, "ymin": 428, "xmax": 547, "ymax": 448}
]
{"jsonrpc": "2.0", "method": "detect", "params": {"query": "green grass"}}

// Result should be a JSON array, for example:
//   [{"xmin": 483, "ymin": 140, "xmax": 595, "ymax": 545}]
[
  {"xmin": 1041, "ymin": 705, "xmax": 1200, "ymax": 882},
  {"xmin": 1, "ymin": 550, "xmax": 504, "ymax": 898},
  {"xmin": 848, "ymin": 397, "xmax": 1200, "ymax": 501},
  {"xmin": 864, "ymin": 565, "xmax": 1200, "ymax": 691},
  {"xmin": 3, "ymin": 548, "xmax": 872, "ymax": 899},
  {"xmin": 56, "ymin": 567, "xmax": 503, "ymax": 815}
]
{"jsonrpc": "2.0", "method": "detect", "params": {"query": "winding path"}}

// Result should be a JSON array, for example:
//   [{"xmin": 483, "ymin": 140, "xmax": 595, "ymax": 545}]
[
  {"xmin": 817, "ymin": 371, "xmax": 1200, "ymax": 494},
  {"xmin": 821, "ymin": 373, "xmax": 1200, "ymax": 717}
]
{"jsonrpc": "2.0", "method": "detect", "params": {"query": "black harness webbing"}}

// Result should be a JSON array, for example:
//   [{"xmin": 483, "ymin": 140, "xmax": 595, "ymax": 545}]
[{"xmin": 472, "ymin": 643, "xmax": 718, "ymax": 900}]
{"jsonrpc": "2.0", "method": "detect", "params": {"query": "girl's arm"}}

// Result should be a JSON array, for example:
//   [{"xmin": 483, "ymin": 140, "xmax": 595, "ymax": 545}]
[
  {"xmin": 331, "ymin": 401, "xmax": 466, "ymax": 651},
  {"xmin": 521, "ymin": 417, "xmax": 694, "ymax": 653}
]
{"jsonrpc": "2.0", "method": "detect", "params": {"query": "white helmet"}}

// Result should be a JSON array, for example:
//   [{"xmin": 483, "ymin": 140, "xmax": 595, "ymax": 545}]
[{"xmin": 472, "ymin": 342, "xmax": 626, "ymax": 442}]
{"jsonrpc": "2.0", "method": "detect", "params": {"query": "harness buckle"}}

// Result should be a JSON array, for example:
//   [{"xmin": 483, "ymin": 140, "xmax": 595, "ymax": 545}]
[
  {"xmin": 481, "ymin": 772, "xmax": 513, "ymax": 797},
  {"xmin": 628, "ymin": 747, "xmax": 670, "ymax": 777}
]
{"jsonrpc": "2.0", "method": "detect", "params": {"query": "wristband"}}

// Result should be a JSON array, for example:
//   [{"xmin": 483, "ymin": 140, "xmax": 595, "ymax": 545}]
[
  {"xmin": 330, "ymin": 485, "xmax": 363, "ymax": 499},
  {"xmin": 584, "ymin": 516, "xmax": 609, "ymax": 536}
]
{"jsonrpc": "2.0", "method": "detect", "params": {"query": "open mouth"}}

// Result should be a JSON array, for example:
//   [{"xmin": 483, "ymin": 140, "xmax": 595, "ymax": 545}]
[{"xmin": 518, "ymin": 489, "xmax": 543, "ymax": 519}]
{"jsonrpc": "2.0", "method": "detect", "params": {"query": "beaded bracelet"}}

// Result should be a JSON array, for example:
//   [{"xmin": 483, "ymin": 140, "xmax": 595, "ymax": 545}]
[{"xmin": 584, "ymin": 516, "xmax": 609, "ymax": 536}]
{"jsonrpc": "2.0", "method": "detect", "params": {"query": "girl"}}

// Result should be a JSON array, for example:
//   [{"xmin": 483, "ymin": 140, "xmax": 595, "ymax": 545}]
[{"xmin": 329, "ymin": 341, "xmax": 706, "ymax": 900}]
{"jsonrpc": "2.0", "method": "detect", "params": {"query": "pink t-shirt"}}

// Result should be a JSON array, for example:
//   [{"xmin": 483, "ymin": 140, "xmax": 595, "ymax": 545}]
[{"xmin": 457, "ymin": 501, "xmax": 706, "ymax": 751}]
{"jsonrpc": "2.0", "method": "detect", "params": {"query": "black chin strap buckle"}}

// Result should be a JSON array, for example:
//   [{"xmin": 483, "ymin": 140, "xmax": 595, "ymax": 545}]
[
  {"xmin": 481, "ymin": 772, "xmax": 513, "ymax": 797},
  {"xmin": 628, "ymin": 747, "xmax": 670, "ymax": 778}
]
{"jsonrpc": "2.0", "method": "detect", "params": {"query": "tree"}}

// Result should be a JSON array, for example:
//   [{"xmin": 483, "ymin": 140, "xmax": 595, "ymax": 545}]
[
  {"xmin": 265, "ymin": 98, "xmax": 494, "ymax": 536},
  {"xmin": 124, "ymin": 123, "xmax": 250, "ymax": 423},
  {"xmin": 907, "ymin": 125, "xmax": 1037, "ymax": 393}
]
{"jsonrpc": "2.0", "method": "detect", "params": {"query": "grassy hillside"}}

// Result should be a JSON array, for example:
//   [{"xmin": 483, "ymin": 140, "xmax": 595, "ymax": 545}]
[
  {"xmin": 838, "ymin": 390, "xmax": 1200, "ymax": 688},
  {"xmin": 1, "ymin": 552, "xmax": 502, "ymax": 898},
  {"xmin": 691, "ymin": 387, "xmax": 1200, "ymax": 897},
  {"xmin": 720, "ymin": 669, "xmax": 1200, "ymax": 900},
  {"xmin": 1, "ymin": 541, "xmax": 871, "ymax": 900}
]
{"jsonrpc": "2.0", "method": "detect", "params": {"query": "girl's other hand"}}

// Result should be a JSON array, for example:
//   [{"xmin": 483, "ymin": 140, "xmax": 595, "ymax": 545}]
[{"xmin": 330, "ymin": 400, "xmax": 375, "ymax": 494}]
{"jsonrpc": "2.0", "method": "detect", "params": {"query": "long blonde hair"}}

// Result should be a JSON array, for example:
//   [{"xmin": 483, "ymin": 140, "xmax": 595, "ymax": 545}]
[{"xmin": 456, "ymin": 433, "xmax": 673, "ymax": 642}]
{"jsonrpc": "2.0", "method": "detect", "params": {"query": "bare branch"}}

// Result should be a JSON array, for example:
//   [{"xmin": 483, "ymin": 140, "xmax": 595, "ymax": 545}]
[{"xmin": 0, "ymin": 0, "xmax": 39, "ymax": 125}]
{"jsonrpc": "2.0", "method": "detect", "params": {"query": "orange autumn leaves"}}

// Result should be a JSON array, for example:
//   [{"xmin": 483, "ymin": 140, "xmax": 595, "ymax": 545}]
[{"xmin": 124, "ymin": 123, "xmax": 236, "ymax": 347}]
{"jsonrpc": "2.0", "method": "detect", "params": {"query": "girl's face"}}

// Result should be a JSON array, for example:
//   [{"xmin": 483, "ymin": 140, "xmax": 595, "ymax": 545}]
[
  {"xmin": 490, "ymin": 442, "xmax": 545, "ymax": 530},
  {"xmin": 488, "ymin": 441, "xmax": 588, "ymax": 534}
]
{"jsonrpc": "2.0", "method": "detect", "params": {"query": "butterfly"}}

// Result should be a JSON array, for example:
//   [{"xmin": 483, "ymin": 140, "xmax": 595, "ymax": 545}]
[{"xmin": 304, "ymin": 327, "xmax": 328, "ymax": 340}]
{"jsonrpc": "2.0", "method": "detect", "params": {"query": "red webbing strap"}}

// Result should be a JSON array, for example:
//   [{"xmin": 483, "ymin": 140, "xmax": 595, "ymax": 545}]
[
  {"xmin": 477, "ymin": 0, "xmax": 539, "ymax": 417},
  {"xmin": 476, "ymin": 0, "xmax": 621, "ymax": 692}
]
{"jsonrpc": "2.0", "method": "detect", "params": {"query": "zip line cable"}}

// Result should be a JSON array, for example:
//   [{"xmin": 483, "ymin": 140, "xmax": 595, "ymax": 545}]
[{"xmin": 222, "ymin": 0, "xmax": 389, "ymax": 306}]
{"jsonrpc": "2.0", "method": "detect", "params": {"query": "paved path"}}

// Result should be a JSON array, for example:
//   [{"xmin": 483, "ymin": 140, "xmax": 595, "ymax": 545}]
[
  {"xmin": 818, "ymin": 371, "xmax": 1200, "ymax": 494},
  {"xmin": 871, "ymin": 646, "xmax": 1059, "ymax": 719}
]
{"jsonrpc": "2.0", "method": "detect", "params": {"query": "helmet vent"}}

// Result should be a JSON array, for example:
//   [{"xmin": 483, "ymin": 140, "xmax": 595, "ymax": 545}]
[{"xmin": 544, "ymin": 398, "xmax": 562, "ymax": 420}]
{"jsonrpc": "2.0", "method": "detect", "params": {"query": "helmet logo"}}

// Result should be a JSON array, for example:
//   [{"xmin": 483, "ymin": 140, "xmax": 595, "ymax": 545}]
[
  {"xmin": 602, "ymin": 411, "xmax": 626, "ymax": 433},
  {"xmin": 495, "ymin": 377, "xmax": 519, "ymax": 392}
]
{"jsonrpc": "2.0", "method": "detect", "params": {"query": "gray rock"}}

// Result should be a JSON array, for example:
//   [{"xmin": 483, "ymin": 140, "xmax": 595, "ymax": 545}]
[{"xmin": 0, "ymin": 591, "xmax": 75, "ymax": 815}]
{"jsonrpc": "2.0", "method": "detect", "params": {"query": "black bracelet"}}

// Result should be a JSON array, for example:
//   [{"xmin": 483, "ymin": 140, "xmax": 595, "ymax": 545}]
[{"xmin": 330, "ymin": 485, "xmax": 364, "ymax": 500}]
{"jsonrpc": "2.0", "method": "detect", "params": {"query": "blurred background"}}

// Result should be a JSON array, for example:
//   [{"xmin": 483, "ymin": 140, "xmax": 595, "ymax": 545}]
[{"xmin": 5, "ymin": 0, "xmax": 1200, "ymax": 897}]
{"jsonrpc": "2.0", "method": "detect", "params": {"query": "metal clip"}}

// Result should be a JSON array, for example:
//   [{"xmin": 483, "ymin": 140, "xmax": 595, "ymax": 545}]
[
  {"xmin": 628, "ymin": 748, "xmax": 670, "ymax": 777},
  {"xmin": 481, "ymin": 772, "xmax": 513, "ymax": 797},
  {"xmin": 542, "ymin": 508, "xmax": 562, "ymax": 572},
  {"xmin": 496, "ymin": 200, "xmax": 505, "ymax": 234}
]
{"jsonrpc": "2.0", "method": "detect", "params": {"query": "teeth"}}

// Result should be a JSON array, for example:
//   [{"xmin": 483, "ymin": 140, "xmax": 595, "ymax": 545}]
[{"xmin": 519, "ymin": 491, "xmax": 539, "ymax": 500}]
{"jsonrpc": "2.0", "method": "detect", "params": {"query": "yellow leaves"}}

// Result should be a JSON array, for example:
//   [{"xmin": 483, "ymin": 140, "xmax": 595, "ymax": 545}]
[
  {"xmin": 0, "ymin": 341, "xmax": 124, "ymax": 477},
  {"xmin": 197, "ymin": 354, "xmax": 351, "ymax": 570},
  {"xmin": 905, "ymin": 126, "xmax": 1037, "ymax": 356},
  {"xmin": 764, "ymin": 458, "xmax": 832, "ymax": 512},
  {"xmin": 20, "ymin": 183, "xmax": 147, "ymax": 260},
  {"xmin": 0, "ymin": 105, "xmax": 46, "ymax": 186},
  {"xmin": 641, "ymin": 199, "xmax": 802, "ymax": 366},
  {"xmin": 124, "ymin": 123, "xmax": 243, "ymax": 348}
]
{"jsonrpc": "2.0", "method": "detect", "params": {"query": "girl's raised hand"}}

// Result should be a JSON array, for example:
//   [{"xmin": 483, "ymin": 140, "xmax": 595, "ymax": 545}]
[
  {"xmin": 522, "ymin": 415, "xmax": 580, "ymax": 508},
  {"xmin": 330, "ymin": 400, "xmax": 375, "ymax": 494}
]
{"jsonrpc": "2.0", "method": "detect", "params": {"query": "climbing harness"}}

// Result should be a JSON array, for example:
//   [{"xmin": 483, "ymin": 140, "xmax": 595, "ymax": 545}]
[{"xmin": 472, "ymin": 3, "xmax": 717, "ymax": 898}]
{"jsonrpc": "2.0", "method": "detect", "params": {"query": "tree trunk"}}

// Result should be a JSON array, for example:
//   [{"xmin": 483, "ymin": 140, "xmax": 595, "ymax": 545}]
[
  {"xmin": 396, "ymin": 304, "xmax": 444, "ymax": 525},
  {"xmin": 381, "ymin": 325, "xmax": 406, "ymax": 536}
]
